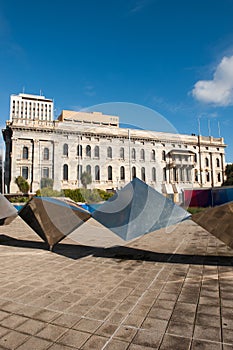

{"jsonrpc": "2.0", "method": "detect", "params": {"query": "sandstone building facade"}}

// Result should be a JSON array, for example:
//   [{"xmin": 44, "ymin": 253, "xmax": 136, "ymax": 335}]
[{"xmin": 2, "ymin": 93, "xmax": 226, "ymax": 198}]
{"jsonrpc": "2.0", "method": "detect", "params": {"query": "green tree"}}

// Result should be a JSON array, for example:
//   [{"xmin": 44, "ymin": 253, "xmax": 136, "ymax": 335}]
[
  {"xmin": 81, "ymin": 171, "xmax": 92, "ymax": 189},
  {"xmin": 15, "ymin": 176, "xmax": 30, "ymax": 193},
  {"xmin": 222, "ymin": 163, "xmax": 233, "ymax": 186}
]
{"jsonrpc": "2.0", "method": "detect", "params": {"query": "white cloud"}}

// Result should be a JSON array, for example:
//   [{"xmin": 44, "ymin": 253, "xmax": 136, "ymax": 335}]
[{"xmin": 192, "ymin": 56, "xmax": 233, "ymax": 106}]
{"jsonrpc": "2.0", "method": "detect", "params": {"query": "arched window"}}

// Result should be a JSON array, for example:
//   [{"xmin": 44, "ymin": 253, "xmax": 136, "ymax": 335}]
[
  {"xmin": 162, "ymin": 150, "xmax": 166, "ymax": 161},
  {"xmin": 217, "ymin": 173, "xmax": 221, "ymax": 182},
  {"xmin": 141, "ymin": 167, "xmax": 145, "ymax": 181},
  {"xmin": 151, "ymin": 150, "xmax": 155, "ymax": 161},
  {"xmin": 77, "ymin": 145, "xmax": 82, "ymax": 157},
  {"xmin": 86, "ymin": 145, "xmax": 91, "ymax": 157},
  {"xmin": 43, "ymin": 147, "xmax": 49, "ymax": 160},
  {"xmin": 216, "ymin": 158, "xmax": 220, "ymax": 167},
  {"xmin": 107, "ymin": 147, "xmax": 112, "ymax": 159},
  {"xmin": 205, "ymin": 157, "xmax": 209, "ymax": 167},
  {"xmin": 108, "ymin": 166, "xmax": 112, "ymax": 180},
  {"xmin": 120, "ymin": 166, "xmax": 125, "ymax": 180},
  {"xmin": 152, "ymin": 167, "xmax": 156, "ymax": 182},
  {"xmin": 163, "ymin": 168, "xmax": 167, "ymax": 181},
  {"xmin": 120, "ymin": 147, "xmax": 124, "ymax": 160},
  {"xmin": 86, "ymin": 165, "xmax": 91, "ymax": 175},
  {"xmin": 22, "ymin": 146, "xmax": 29, "ymax": 160},
  {"xmin": 140, "ymin": 149, "xmax": 145, "ymax": 160},
  {"xmin": 206, "ymin": 172, "xmax": 210, "ymax": 182},
  {"xmin": 63, "ymin": 144, "xmax": 68, "ymax": 156},
  {"xmin": 77, "ymin": 165, "xmax": 82, "ymax": 180},
  {"xmin": 132, "ymin": 166, "xmax": 136, "ymax": 179},
  {"xmin": 94, "ymin": 146, "xmax": 99, "ymax": 158},
  {"xmin": 95, "ymin": 165, "xmax": 100, "ymax": 180},
  {"xmin": 63, "ymin": 164, "xmax": 68, "ymax": 180},
  {"xmin": 132, "ymin": 148, "xmax": 136, "ymax": 160},
  {"xmin": 22, "ymin": 166, "xmax": 28, "ymax": 179}
]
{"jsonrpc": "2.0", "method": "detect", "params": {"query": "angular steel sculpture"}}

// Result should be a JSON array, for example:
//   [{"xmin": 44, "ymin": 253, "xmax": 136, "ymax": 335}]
[
  {"xmin": 192, "ymin": 201, "xmax": 233, "ymax": 249},
  {"xmin": 0, "ymin": 194, "xmax": 18, "ymax": 225},
  {"xmin": 92, "ymin": 178, "xmax": 190, "ymax": 240},
  {"xmin": 19, "ymin": 197, "xmax": 91, "ymax": 250}
]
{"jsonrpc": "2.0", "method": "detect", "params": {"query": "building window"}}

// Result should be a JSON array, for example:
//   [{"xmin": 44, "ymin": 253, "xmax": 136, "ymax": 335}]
[
  {"xmin": 132, "ymin": 148, "xmax": 136, "ymax": 160},
  {"xmin": 140, "ymin": 149, "xmax": 145, "ymax": 160},
  {"xmin": 42, "ymin": 167, "xmax": 49, "ymax": 178},
  {"xmin": 86, "ymin": 145, "xmax": 91, "ymax": 157},
  {"xmin": 63, "ymin": 144, "xmax": 68, "ymax": 156},
  {"xmin": 195, "ymin": 170, "xmax": 198, "ymax": 182},
  {"xmin": 120, "ymin": 147, "xmax": 124, "ymax": 160},
  {"xmin": 217, "ymin": 173, "xmax": 221, "ymax": 182},
  {"xmin": 162, "ymin": 150, "xmax": 166, "ymax": 161},
  {"xmin": 77, "ymin": 145, "xmax": 82, "ymax": 157},
  {"xmin": 216, "ymin": 158, "xmax": 220, "ymax": 167},
  {"xmin": 77, "ymin": 165, "xmax": 82, "ymax": 180},
  {"xmin": 206, "ymin": 172, "xmax": 210, "ymax": 182},
  {"xmin": 152, "ymin": 167, "xmax": 156, "ymax": 182},
  {"xmin": 95, "ymin": 165, "xmax": 100, "ymax": 181},
  {"xmin": 194, "ymin": 153, "xmax": 197, "ymax": 162},
  {"xmin": 86, "ymin": 165, "xmax": 91, "ymax": 175},
  {"xmin": 132, "ymin": 166, "xmax": 136, "ymax": 179},
  {"xmin": 186, "ymin": 168, "xmax": 190, "ymax": 182},
  {"xmin": 63, "ymin": 164, "xmax": 68, "ymax": 180},
  {"xmin": 141, "ymin": 167, "xmax": 145, "ymax": 181},
  {"xmin": 22, "ymin": 166, "xmax": 28, "ymax": 180},
  {"xmin": 173, "ymin": 167, "xmax": 177, "ymax": 182},
  {"xmin": 120, "ymin": 166, "xmax": 125, "ymax": 180},
  {"xmin": 22, "ymin": 146, "xmax": 29, "ymax": 160},
  {"xmin": 163, "ymin": 168, "xmax": 167, "ymax": 181},
  {"xmin": 94, "ymin": 146, "xmax": 99, "ymax": 158},
  {"xmin": 43, "ymin": 148, "xmax": 49, "ymax": 160},
  {"xmin": 205, "ymin": 157, "xmax": 209, "ymax": 167},
  {"xmin": 108, "ymin": 166, "xmax": 112, "ymax": 180},
  {"xmin": 107, "ymin": 147, "xmax": 112, "ymax": 159},
  {"xmin": 151, "ymin": 150, "xmax": 155, "ymax": 161}
]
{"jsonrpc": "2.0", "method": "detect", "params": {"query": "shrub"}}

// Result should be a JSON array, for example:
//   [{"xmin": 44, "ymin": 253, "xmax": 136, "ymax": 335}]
[
  {"xmin": 41, "ymin": 178, "xmax": 54, "ymax": 189},
  {"xmin": 15, "ymin": 176, "xmax": 30, "ymax": 194}
]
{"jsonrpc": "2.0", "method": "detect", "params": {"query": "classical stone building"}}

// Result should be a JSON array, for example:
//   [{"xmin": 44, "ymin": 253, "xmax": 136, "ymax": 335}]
[{"xmin": 2, "ymin": 93, "xmax": 226, "ymax": 198}]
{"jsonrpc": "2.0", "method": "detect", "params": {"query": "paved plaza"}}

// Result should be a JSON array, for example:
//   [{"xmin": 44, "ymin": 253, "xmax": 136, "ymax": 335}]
[{"xmin": 0, "ymin": 216, "xmax": 233, "ymax": 349}]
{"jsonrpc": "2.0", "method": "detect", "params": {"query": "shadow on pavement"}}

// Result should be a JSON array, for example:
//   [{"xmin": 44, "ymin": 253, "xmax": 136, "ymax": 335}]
[{"xmin": 1, "ymin": 234, "xmax": 233, "ymax": 266}]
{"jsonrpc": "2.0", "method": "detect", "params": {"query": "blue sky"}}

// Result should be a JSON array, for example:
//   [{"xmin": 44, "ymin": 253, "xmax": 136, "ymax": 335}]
[{"xmin": 1, "ymin": 0, "xmax": 233, "ymax": 161}]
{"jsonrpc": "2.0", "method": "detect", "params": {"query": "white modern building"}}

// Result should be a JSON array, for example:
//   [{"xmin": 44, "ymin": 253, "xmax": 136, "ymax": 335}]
[{"xmin": 2, "ymin": 93, "xmax": 226, "ymax": 199}]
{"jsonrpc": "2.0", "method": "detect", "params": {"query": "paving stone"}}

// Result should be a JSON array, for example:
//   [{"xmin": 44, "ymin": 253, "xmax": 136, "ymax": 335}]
[
  {"xmin": 190, "ymin": 339, "xmax": 222, "ymax": 350},
  {"xmin": 101, "ymin": 339, "xmax": 129, "ymax": 350},
  {"xmin": 167, "ymin": 320, "xmax": 193, "ymax": 338},
  {"xmin": 58, "ymin": 329, "xmax": 91, "ymax": 348},
  {"xmin": 73, "ymin": 318, "xmax": 103, "ymax": 333},
  {"xmin": 81, "ymin": 334, "xmax": 108, "ymax": 349},
  {"xmin": 193, "ymin": 325, "xmax": 221, "ymax": 343},
  {"xmin": 132, "ymin": 329, "xmax": 164, "ymax": 348},
  {"xmin": 15, "ymin": 336, "xmax": 52, "ymax": 350},
  {"xmin": 0, "ymin": 330, "xmax": 28, "ymax": 349},
  {"xmin": 159, "ymin": 334, "xmax": 191, "ymax": 349},
  {"xmin": 36, "ymin": 323, "xmax": 68, "ymax": 341},
  {"xmin": 16, "ymin": 319, "xmax": 46, "ymax": 335},
  {"xmin": 0, "ymin": 314, "xmax": 28, "ymax": 329}
]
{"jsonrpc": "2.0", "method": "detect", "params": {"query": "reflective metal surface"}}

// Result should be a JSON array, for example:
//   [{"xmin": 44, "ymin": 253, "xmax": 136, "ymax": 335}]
[
  {"xmin": 19, "ymin": 197, "xmax": 91, "ymax": 249},
  {"xmin": 192, "ymin": 202, "xmax": 233, "ymax": 249},
  {"xmin": 0, "ymin": 194, "xmax": 18, "ymax": 225},
  {"xmin": 93, "ymin": 178, "xmax": 190, "ymax": 240}
]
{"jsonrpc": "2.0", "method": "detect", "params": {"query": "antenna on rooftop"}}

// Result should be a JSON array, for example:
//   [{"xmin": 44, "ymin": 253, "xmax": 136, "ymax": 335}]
[
  {"xmin": 40, "ymin": 89, "xmax": 43, "ymax": 96},
  {"xmin": 197, "ymin": 117, "xmax": 201, "ymax": 135},
  {"xmin": 22, "ymin": 86, "xmax": 25, "ymax": 93},
  {"xmin": 208, "ymin": 119, "xmax": 211, "ymax": 136},
  {"xmin": 218, "ymin": 121, "xmax": 221, "ymax": 137}
]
